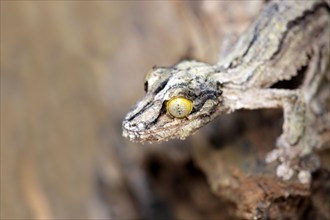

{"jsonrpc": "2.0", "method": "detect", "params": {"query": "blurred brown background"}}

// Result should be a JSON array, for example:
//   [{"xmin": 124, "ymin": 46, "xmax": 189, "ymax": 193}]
[
  {"xmin": 2, "ymin": 1, "xmax": 329, "ymax": 220},
  {"xmin": 1, "ymin": 1, "xmax": 261, "ymax": 219}
]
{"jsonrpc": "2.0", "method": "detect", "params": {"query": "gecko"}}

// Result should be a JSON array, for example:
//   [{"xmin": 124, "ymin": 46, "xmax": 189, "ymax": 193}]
[{"xmin": 122, "ymin": 0, "xmax": 330, "ymax": 184}]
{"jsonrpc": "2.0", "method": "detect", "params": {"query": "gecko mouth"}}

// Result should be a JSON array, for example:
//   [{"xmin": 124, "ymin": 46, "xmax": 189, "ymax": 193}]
[
  {"xmin": 122, "ymin": 110, "xmax": 215, "ymax": 143},
  {"xmin": 122, "ymin": 125, "xmax": 193, "ymax": 143},
  {"xmin": 122, "ymin": 126, "xmax": 181, "ymax": 142},
  {"xmin": 122, "ymin": 117, "xmax": 192, "ymax": 142}
]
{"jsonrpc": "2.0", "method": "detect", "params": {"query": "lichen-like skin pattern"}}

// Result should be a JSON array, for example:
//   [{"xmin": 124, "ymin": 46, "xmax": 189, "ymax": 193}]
[
  {"xmin": 123, "ymin": 61, "xmax": 222, "ymax": 142},
  {"xmin": 123, "ymin": 0, "xmax": 330, "ymax": 183}
]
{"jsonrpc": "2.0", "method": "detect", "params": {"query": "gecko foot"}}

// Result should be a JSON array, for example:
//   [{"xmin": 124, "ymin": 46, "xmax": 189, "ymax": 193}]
[{"xmin": 265, "ymin": 135, "xmax": 320, "ymax": 184}]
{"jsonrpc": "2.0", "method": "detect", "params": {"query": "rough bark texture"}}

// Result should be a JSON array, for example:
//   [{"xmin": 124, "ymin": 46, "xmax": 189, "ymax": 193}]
[{"xmin": 1, "ymin": 1, "xmax": 329, "ymax": 220}]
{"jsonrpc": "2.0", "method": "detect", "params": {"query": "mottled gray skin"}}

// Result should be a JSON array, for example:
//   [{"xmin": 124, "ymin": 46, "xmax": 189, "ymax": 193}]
[
  {"xmin": 123, "ymin": 0, "xmax": 330, "ymax": 183},
  {"xmin": 123, "ymin": 61, "xmax": 223, "ymax": 142}
]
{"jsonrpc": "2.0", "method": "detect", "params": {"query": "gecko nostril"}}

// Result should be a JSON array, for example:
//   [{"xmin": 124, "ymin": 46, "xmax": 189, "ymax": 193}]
[{"xmin": 137, "ymin": 122, "xmax": 146, "ymax": 130}]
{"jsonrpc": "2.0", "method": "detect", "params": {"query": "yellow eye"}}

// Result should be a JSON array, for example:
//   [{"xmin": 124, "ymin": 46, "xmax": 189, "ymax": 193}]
[{"xmin": 166, "ymin": 97, "xmax": 193, "ymax": 118}]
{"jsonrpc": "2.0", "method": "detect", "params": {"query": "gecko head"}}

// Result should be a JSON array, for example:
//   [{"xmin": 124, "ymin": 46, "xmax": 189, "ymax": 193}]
[{"xmin": 122, "ymin": 60, "xmax": 224, "ymax": 143}]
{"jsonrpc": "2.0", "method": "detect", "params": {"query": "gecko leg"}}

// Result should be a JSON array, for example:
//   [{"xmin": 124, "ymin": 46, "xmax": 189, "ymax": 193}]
[
  {"xmin": 265, "ymin": 90, "xmax": 314, "ymax": 183},
  {"xmin": 225, "ymin": 88, "xmax": 315, "ymax": 183}
]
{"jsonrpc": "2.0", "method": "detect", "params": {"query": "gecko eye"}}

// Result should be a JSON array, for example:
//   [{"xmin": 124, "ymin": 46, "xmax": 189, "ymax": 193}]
[
  {"xmin": 144, "ymin": 81, "xmax": 148, "ymax": 93},
  {"xmin": 166, "ymin": 97, "xmax": 193, "ymax": 118}
]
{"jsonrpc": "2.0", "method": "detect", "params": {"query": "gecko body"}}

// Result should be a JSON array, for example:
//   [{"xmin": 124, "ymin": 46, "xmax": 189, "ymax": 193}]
[{"xmin": 123, "ymin": 0, "xmax": 330, "ymax": 183}]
